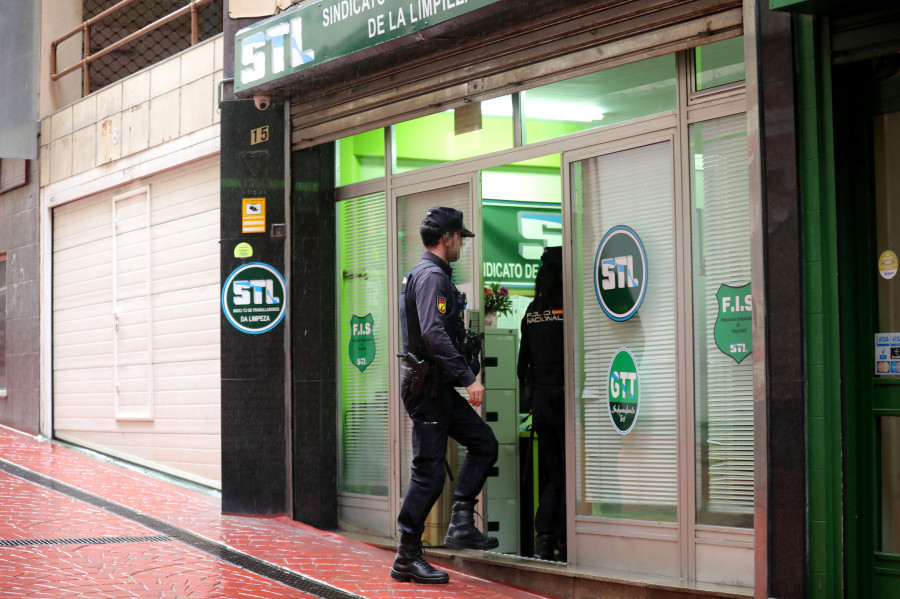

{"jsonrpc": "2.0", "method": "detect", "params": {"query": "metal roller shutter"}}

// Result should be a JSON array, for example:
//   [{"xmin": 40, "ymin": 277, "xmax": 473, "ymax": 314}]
[{"xmin": 52, "ymin": 158, "xmax": 222, "ymax": 487}]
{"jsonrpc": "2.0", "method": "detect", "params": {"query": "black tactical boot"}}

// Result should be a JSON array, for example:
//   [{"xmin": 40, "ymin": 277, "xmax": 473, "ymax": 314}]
[
  {"xmin": 533, "ymin": 534, "xmax": 556, "ymax": 560},
  {"xmin": 390, "ymin": 533, "xmax": 450, "ymax": 584},
  {"xmin": 443, "ymin": 500, "xmax": 500, "ymax": 550}
]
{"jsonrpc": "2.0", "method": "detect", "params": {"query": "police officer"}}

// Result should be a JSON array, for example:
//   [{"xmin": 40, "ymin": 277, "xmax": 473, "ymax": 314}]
[
  {"xmin": 391, "ymin": 207, "xmax": 500, "ymax": 585},
  {"xmin": 517, "ymin": 246, "xmax": 566, "ymax": 561}
]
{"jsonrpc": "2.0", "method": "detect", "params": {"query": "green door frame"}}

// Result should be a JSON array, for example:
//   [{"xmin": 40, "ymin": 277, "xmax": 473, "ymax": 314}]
[{"xmin": 834, "ymin": 59, "xmax": 900, "ymax": 598}]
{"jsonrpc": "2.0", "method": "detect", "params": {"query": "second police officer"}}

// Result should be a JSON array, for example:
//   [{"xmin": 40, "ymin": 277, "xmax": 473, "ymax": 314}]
[
  {"xmin": 391, "ymin": 207, "xmax": 500, "ymax": 585},
  {"xmin": 517, "ymin": 246, "xmax": 567, "ymax": 561}
]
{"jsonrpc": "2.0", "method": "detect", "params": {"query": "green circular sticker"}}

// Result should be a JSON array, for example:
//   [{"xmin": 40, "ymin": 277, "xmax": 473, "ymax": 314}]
[
  {"xmin": 222, "ymin": 262, "xmax": 287, "ymax": 334},
  {"xmin": 607, "ymin": 348, "xmax": 640, "ymax": 434},
  {"xmin": 594, "ymin": 225, "xmax": 647, "ymax": 321}
]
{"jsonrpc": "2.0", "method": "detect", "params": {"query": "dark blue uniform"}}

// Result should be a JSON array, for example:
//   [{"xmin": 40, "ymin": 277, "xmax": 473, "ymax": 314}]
[
  {"xmin": 398, "ymin": 252, "xmax": 498, "ymax": 536},
  {"xmin": 517, "ymin": 292, "xmax": 566, "ymax": 549}
]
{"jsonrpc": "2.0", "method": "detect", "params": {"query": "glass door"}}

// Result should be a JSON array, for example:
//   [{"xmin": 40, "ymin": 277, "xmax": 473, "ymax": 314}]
[
  {"xmin": 566, "ymin": 134, "xmax": 682, "ymax": 576},
  {"xmin": 864, "ymin": 110, "xmax": 900, "ymax": 596},
  {"xmin": 391, "ymin": 174, "xmax": 480, "ymax": 546}
]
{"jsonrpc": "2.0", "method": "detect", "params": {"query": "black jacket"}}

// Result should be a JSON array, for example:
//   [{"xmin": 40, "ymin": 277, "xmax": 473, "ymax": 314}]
[
  {"xmin": 517, "ymin": 293, "xmax": 565, "ymax": 386},
  {"xmin": 400, "ymin": 252, "xmax": 475, "ymax": 388}
]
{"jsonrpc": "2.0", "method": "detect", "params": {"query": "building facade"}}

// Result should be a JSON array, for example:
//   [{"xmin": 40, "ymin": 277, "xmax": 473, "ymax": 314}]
[
  {"xmin": 769, "ymin": 1, "xmax": 900, "ymax": 598},
  {"xmin": 219, "ymin": 1, "xmax": 798, "ymax": 597}
]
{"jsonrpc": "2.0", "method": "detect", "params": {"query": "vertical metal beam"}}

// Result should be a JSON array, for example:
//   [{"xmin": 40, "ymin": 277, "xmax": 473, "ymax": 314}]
[
  {"xmin": 83, "ymin": 24, "xmax": 91, "ymax": 96},
  {"xmin": 748, "ymin": 1, "xmax": 808, "ymax": 597}
]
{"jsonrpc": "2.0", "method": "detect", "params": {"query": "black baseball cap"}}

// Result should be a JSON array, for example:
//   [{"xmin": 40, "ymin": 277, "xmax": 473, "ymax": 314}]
[{"xmin": 422, "ymin": 207, "xmax": 475, "ymax": 238}]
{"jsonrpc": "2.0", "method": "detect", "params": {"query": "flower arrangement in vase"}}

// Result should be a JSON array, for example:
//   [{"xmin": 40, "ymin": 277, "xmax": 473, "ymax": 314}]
[{"xmin": 483, "ymin": 282, "xmax": 512, "ymax": 327}]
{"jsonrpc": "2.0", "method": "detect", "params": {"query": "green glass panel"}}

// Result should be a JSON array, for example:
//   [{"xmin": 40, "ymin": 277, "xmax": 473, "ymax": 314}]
[
  {"xmin": 695, "ymin": 36, "xmax": 746, "ymax": 92},
  {"xmin": 336, "ymin": 193, "xmax": 389, "ymax": 496},
  {"xmin": 336, "ymin": 129, "xmax": 385, "ymax": 187},
  {"xmin": 880, "ymin": 416, "xmax": 900, "ymax": 553},
  {"xmin": 523, "ymin": 54, "xmax": 676, "ymax": 145},
  {"xmin": 393, "ymin": 96, "xmax": 514, "ymax": 173},
  {"xmin": 690, "ymin": 115, "xmax": 753, "ymax": 528}
]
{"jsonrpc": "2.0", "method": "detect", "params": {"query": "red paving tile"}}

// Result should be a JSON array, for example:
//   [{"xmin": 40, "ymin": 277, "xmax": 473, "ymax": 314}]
[
  {"xmin": 0, "ymin": 425, "xmax": 556, "ymax": 599},
  {"xmin": 0, "ymin": 543, "xmax": 320, "ymax": 598}
]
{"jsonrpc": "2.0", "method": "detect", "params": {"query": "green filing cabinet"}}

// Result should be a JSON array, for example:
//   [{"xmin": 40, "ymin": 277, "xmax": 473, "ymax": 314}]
[{"xmin": 482, "ymin": 328, "xmax": 519, "ymax": 554}]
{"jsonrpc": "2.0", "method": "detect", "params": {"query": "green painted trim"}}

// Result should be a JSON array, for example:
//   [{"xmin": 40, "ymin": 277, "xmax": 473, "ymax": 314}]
[{"xmin": 796, "ymin": 14, "xmax": 843, "ymax": 599}]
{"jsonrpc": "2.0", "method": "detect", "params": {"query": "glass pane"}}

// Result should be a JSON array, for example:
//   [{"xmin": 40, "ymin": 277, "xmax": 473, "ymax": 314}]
[
  {"xmin": 393, "ymin": 97, "xmax": 514, "ymax": 174},
  {"xmin": 0, "ymin": 255, "xmax": 5, "ymax": 393},
  {"xmin": 690, "ymin": 115, "xmax": 754, "ymax": 528},
  {"xmin": 874, "ymin": 112, "xmax": 900, "ymax": 342},
  {"xmin": 397, "ymin": 184, "xmax": 473, "ymax": 498},
  {"xmin": 881, "ymin": 417, "xmax": 900, "ymax": 553},
  {"xmin": 336, "ymin": 129, "xmax": 385, "ymax": 187},
  {"xmin": 695, "ymin": 37, "xmax": 745, "ymax": 92},
  {"xmin": 524, "ymin": 54, "xmax": 676, "ymax": 145},
  {"xmin": 572, "ymin": 142, "xmax": 677, "ymax": 521},
  {"xmin": 481, "ymin": 155, "xmax": 562, "ymax": 329},
  {"xmin": 336, "ymin": 193, "xmax": 389, "ymax": 496}
]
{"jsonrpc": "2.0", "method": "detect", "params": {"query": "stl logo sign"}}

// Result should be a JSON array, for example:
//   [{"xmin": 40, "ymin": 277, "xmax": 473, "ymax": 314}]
[
  {"xmin": 349, "ymin": 314, "xmax": 376, "ymax": 373},
  {"xmin": 594, "ymin": 225, "xmax": 648, "ymax": 322},
  {"xmin": 222, "ymin": 263, "xmax": 287, "ymax": 334}
]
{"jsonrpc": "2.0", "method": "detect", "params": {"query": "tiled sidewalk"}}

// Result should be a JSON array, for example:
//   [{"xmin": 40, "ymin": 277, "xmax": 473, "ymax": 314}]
[{"xmin": 0, "ymin": 425, "xmax": 554, "ymax": 598}]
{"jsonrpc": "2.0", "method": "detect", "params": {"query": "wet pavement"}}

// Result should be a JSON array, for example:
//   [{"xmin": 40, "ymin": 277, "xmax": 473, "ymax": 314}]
[{"xmin": 0, "ymin": 425, "xmax": 555, "ymax": 598}]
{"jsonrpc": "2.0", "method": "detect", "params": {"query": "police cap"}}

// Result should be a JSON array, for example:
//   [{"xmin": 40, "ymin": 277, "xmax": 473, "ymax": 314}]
[{"xmin": 422, "ymin": 207, "xmax": 475, "ymax": 238}]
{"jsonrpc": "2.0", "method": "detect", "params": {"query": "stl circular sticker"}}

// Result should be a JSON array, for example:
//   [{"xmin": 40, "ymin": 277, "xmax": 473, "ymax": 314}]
[
  {"xmin": 594, "ymin": 225, "xmax": 648, "ymax": 321},
  {"xmin": 879, "ymin": 250, "xmax": 898, "ymax": 280},
  {"xmin": 607, "ymin": 348, "xmax": 640, "ymax": 434},
  {"xmin": 222, "ymin": 262, "xmax": 287, "ymax": 334}
]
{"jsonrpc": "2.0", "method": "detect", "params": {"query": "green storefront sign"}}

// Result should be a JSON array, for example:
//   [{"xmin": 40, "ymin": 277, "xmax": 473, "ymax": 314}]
[
  {"xmin": 607, "ymin": 348, "xmax": 640, "ymax": 434},
  {"xmin": 222, "ymin": 262, "xmax": 287, "ymax": 334},
  {"xmin": 482, "ymin": 203, "xmax": 562, "ymax": 288},
  {"xmin": 235, "ymin": 0, "xmax": 503, "ymax": 93},
  {"xmin": 349, "ymin": 313, "xmax": 376, "ymax": 372},
  {"xmin": 714, "ymin": 282, "xmax": 753, "ymax": 363}
]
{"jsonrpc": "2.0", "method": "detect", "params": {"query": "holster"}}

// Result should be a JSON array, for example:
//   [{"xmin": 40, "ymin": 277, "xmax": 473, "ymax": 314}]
[{"xmin": 397, "ymin": 352, "xmax": 436, "ymax": 396}]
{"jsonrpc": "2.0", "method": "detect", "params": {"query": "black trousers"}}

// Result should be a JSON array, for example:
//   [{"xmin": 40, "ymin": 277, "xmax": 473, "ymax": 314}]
[
  {"xmin": 532, "ymin": 384, "xmax": 566, "ymax": 538},
  {"xmin": 398, "ymin": 380, "xmax": 498, "ymax": 536}
]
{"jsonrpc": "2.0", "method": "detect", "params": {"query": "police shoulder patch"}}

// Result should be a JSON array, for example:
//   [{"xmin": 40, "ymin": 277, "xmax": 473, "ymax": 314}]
[{"xmin": 437, "ymin": 296, "xmax": 447, "ymax": 314}]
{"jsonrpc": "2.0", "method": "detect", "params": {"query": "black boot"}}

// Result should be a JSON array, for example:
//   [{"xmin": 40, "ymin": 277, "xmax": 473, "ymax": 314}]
[
  {"xmin": 533, "ymin": 534, "xmax": 556, "ymax": 560},
  {"xmin": 390, "ymin": 533, "xmax": 450, "ymax": 584},
  {"xmin": 443, "ymin": 500, "xmax": 499, "ymax": 550}
]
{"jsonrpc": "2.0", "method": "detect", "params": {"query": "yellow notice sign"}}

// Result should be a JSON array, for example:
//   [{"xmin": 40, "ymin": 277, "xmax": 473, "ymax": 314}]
[{"xmin": 242, "ymin": 198, "xmax": 266, "ymax": 234}]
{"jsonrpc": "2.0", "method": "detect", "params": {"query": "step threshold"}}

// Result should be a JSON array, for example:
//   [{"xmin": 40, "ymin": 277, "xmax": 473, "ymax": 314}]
[{"xmin": 347, "ymin": 532, "xmax": 754, "ymax": 599}]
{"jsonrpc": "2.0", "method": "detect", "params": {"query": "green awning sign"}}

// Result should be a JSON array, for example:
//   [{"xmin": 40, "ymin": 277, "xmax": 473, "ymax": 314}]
[
  {"xmin": 594, "ymin": 225, "xmax": 647, "ymax": 322},
  {"xmin": 222, "ymin": 262, "xmax": 287, "ymax": 334},
  {"xmin": 714, "ymin": 283, "xmax": 752, "ymax": 363},
  {"xmin": 235, "ymin": 0, "xmax": 503, "ymax": 93},
  {"xmin": 349, "ymin": 313, "xmax": 376, "ymax": 372},
  {"xmin": 607, "ymin": 348, "xmax": 640, "ymax": 434}
]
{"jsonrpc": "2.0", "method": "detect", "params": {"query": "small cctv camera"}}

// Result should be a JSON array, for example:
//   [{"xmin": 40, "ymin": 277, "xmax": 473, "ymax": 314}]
[{"xmin": 253, "ymin": 94, "xmax": 272, "ymax": 111}]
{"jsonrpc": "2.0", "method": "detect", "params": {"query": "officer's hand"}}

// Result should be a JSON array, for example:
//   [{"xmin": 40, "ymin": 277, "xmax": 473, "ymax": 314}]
[{"xmin": 465, "ymin": 381, "xmax": 485, "ymax": 407}]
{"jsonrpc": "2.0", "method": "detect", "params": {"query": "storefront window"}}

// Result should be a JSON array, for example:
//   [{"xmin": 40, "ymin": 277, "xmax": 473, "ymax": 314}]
[
  {"xmin": 690, "ymin": 114, "xmax": 753, "ymax": 528},
  {"xmin": 695, "ymin": 37, "xmax": 745, "ymax": 92},
  {"xmin": 572, "ymin": 142, "xmax": 678, "ymax": 521},
  {"xmin": 336, "ymin": 129, "xmax": 385, "ymax": 187},
  {"xmin": 336, "ymin": 193, "xmax": 389, "ymax": 496},
  {"xmin": 523, "ymin": 54, "xmax": 676, "ymax": 145},
  {"xmin": 393, "ymin": 96, "xmax": 514, "ymax": 174},
  {"xmin": 481, "ymin": 155, "xmax": 562, "ymax": 329}
]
